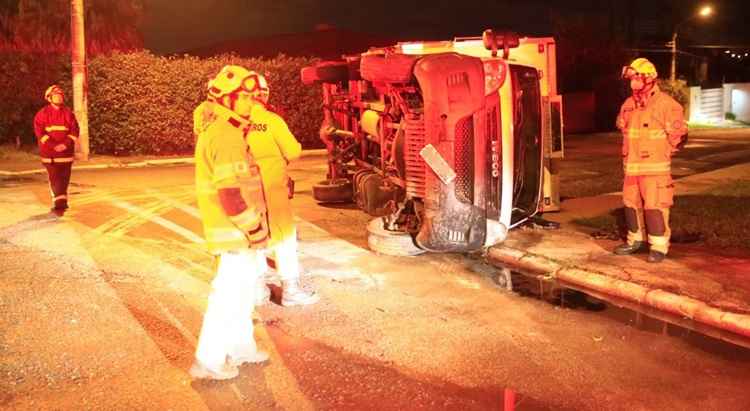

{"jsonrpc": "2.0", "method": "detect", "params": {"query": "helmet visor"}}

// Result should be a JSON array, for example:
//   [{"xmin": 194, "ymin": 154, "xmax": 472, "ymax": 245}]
[
  {"xmin": 621, "ymin": 66, "xmax": 637, "ymax": 80},
  {"xmin": 241, "ymin": 74, "xmax": 268, "ymax": 94}
]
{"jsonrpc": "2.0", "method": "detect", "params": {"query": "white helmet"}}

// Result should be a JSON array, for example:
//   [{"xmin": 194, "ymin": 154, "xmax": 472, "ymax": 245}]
[
  {"xmin": 247, "ymin": 71, "xmax": 269, "ymax": 104},
  {"xmin": 44, "ymin": 84, "xmax": 63, "ymax": 102},
  {"xmin": 207, "ymin": 65, "xmax": 269, "ymax": 104}
]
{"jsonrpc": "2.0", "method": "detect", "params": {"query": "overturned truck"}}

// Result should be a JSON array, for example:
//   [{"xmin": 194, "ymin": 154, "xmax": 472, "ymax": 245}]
[{"xmin": 301, "ymin": 30, "xmax": 564, "ymax": 255}]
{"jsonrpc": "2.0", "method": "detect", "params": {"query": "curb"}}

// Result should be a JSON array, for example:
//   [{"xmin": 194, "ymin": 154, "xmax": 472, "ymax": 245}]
[
  {"xmin": 486, "ymin": 245, "xmax": 750, "ymax": 348},
  {"xmin": 0, "ymin": 149, "xmax": 329, "ymax": 177}
]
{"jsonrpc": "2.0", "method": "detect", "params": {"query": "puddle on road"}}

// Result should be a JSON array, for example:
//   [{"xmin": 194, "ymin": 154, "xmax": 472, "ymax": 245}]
[{"xmin": 493, "ymin": 267, "xmax": 750, "ymax": 357}]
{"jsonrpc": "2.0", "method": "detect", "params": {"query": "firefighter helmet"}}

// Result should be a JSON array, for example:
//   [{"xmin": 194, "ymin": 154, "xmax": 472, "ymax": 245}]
[
  {"xmin": 621, "ymin": 58, "xmax": 657, "ymax": 80},
  {"xmin": 207, "ymin": 65, "xmax": 253, "ymax": 99},
  {"xmin": 246, "ymin": 72, "xmax": 269, "ymax": 104},
  {"xmin": 44, "ymin": 85, "xmax": 64, "ymax": 102},
  {"xmin": 207, "ymin": 65, "xmax": 269, "ymax": 103}
]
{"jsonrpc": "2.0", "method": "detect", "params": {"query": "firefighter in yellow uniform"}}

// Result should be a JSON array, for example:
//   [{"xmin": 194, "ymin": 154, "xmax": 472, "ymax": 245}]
[
  {"xmin": 241, "ymin": 71, "xmax": 319, "ymax": 306},
  {"xmin": 196, "ymin": 71, "xmax": 320, "ymax": 306},
  {"xmin": 190, "ymin": 65, "xmax": 271, "ymax": 380},
  {"xmin": 614, "ymin": 58, "xmax": 688, "ymax": 263},
  {"xmin": 33, "ymin": 85, "xmax": 79, "ymax": 216}
]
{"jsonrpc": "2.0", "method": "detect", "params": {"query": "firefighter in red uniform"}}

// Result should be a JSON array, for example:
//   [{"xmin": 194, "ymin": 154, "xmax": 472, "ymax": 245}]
[
  {"xmin": 33, "ymin": 85, "xmax": 79, "ymax": 216},
  {"xmin": 614, "ymin": 58, "xmax": 688, "ymax": 263}
]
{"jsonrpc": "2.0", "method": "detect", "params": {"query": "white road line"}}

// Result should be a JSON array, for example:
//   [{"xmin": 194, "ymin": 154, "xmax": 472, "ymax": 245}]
[
  {"xmin": 154, "ymin": 299, "xmax": 198, "ymax": 346},
  {"xmin": 108, "ymin": 198, "xmax": 205, "ymax": 244},
  {"xmin": 146, "ymin": 189, "xmax": 201, "ymax": 219}
]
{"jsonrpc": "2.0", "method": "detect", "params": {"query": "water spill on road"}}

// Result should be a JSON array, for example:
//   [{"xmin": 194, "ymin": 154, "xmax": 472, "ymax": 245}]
[{"xmin": 496, "ymin": 267, "xmax": 750, "ymax": 356}]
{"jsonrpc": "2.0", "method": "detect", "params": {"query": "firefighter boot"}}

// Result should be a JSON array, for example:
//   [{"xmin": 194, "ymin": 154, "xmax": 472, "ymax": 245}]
[
  {"xmin": 229, "ymin": 350, "xmax": 269, "ymax": 367},
  {"xmin": 614, "ymin": 241, "xmax": 647, "ymax": 255},
  {"xmin": 281, "ymin": 280, "xmax": 319, "ymax": 306},
  {"xmin": 614, "ymin": 207, "xmax": 647, "ymax": 255},
  {"xmin": 648, "ymin": 251, "xmax": 666, "ymax": 263},
  {"xmin": 255, "ymin": 276, "xmax": 270, "ymax": 306},
  {"xmin": 645, "ymin": 208, "xmax": 670, "ymax": 264},
  {"xmin": 189, "ymin": 361, "xmax": 239, "ymax": 380}
]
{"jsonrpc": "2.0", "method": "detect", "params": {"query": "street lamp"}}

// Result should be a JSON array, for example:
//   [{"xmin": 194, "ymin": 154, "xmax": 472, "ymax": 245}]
[{"xmin": 670, "ymin": 4, "xmax": 713, "ymax": 82}]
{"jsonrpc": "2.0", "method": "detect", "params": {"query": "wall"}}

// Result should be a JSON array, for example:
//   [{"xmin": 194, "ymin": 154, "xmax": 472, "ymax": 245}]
[
  {"xmin": 562, "ymin": 91, "xmax": 596, "ymax": 134},
  {"xmin": 725, "ymin": 83, "xmax": 750, "ymax": 122}
]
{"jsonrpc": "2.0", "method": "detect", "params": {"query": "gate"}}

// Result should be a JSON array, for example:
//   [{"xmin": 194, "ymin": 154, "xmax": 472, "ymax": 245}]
[{"xmin": 699, "ymin": 88, "xmax": 724, "ymax": 122}]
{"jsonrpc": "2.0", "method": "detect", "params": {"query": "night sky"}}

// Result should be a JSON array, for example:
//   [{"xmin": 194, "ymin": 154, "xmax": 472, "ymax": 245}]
[{"xmin": 141, "ymin": 0, "xmax": 750, "ymax": 55}]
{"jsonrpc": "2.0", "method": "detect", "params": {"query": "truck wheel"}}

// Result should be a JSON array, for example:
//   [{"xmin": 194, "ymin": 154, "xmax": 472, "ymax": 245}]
[
  {"xmin": 301, "ymin": 61, "xmax": 349, "ymax": 85},
  {"xmin": 366, "ymin": 217, "xmax": 426, "ymax": 256},
  {"xmin": 312, "ymin": 178, "xmax": 353, "ymax": 203},
  {"xmin": 360, "ymin": 54, "xmax": 417, "ymax": 83}
]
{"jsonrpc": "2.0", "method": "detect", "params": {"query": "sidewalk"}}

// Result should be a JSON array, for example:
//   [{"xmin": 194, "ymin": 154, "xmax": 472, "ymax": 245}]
[
  {"xmin": 0, "ymin": 147, "xmax": 327, "ymax": 176},
  {"xmin": 486, "ymin": 164, "xmax": 750, "ymax": 348}
]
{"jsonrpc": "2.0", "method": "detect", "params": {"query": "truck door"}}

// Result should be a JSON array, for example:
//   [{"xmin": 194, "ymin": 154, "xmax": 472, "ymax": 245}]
[{"xmin": 509, "ymin": 65, "xmax": 543, "ymax": 226}]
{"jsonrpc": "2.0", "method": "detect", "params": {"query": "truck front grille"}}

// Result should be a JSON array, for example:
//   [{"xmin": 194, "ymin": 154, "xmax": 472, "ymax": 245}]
[
  {"xmin": 454, "ymin": 115, "xmax": 474, "ymax": 204},
  {"xmin": 487, "ymin": 102, "xmax": 500, "ymax": 217},
  {"xmin": 405, "ymin": 115, "xmax": 426, "ymax": 198}
]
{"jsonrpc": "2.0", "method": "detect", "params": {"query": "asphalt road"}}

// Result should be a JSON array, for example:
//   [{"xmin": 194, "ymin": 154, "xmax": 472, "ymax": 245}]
[{"xmin": 1, "ymin": 145, "xmax": 749, "ymax": 410}]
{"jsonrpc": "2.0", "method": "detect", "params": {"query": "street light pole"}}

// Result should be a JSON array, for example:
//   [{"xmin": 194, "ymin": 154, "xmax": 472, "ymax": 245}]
[
  {"xmin": 670, "ymin": 31, "xmax": 678, "ymax": 81},
  {"xmin": 669, "ymin": 4, "xmax": 713, "ymax": 83}
]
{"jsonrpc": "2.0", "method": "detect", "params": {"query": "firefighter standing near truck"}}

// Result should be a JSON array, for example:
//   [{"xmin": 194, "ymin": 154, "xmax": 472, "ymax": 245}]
[
  {"xmin": 191, "ymin": 65, "xmax": 271, "ymax": 380},
  {"xmin": 193, "ymin": 73, "xmax": 319, "ymax": 306},
  {"xmin": 242, "ymin": 71, "xmax": 319, "ymax": 306},
  {"xmin": 33, "ymin": 85, "xmax": 79, "ymax": 216},
  {"xmin": 614, "ymin": 58, "xmax": 688, "ymax": 263}
]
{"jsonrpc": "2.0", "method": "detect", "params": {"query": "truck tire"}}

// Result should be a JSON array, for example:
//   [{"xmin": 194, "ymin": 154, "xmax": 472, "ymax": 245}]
[
  {"xmin": 312, "ymin": 178, "xmax": 353, "ymax": 203},
  {"xmin": 366, "ymin": 217, "xmax": 426, "ymax": 256},
  {"xmin": 301, "ymin": 61, "xmax": 349, "ymax": 85},
  {"xmin": 360, "ymin": 54, "xmax": 417, "ymax": 83}
]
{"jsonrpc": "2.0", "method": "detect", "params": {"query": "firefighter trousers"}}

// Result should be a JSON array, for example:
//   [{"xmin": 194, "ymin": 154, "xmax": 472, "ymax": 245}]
[
  {"xmin": 195, "ymin": 250, "xmax": 267, "ymax": 368},
  {"xmin": 622, "ymin": 175, "xmax": 674, "ymax": 254},
  {"xmin": 43, "ymin": 161, "xmax": 72, "ymax": 211}
]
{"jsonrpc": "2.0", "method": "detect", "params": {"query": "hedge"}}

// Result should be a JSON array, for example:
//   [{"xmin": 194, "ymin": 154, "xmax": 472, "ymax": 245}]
[{"xmin": 0, "ymin": 51, "xmax": 324, "ymax": 154}]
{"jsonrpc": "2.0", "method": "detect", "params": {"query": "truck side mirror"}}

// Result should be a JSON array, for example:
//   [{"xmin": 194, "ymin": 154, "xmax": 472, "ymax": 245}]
[{"xmin": 482, "ymin": 29, "xmax": 520, "ymax": 59}]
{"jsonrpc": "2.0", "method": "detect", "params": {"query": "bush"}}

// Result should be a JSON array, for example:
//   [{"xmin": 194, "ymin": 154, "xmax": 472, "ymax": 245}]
[
  {"xmin": 0, "ymin": 52, "xmax": 70, "ymax": 146},
  {"xmin": 657, "ymin": 79, "xmax": 689, "ymax": 110},
  {"xmin": 725, "ymin": 112, "xmax": 736, "ymax": 121},
  {"xmin": 0, "ymin": 51, "xmax": 324, "ymax": 154}
]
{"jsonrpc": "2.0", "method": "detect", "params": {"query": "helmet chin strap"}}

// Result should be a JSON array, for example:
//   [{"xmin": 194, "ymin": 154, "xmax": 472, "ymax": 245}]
[{"xmin": 632, "ymin": 79, "xmax": 656, "ymax": 107}]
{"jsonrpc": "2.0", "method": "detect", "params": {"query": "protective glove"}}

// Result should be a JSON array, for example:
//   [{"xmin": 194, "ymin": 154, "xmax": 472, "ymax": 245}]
[
  {"xmin": 676, "ymin": 133, "xmax": 688, "ymax": 151},
  {"xmin": 246, "ymin": 217, "xmax": 269, "ymax": 248},
  {"xmin": 287, "ymin": 177, "xmax": 295, "ymax": 199}
]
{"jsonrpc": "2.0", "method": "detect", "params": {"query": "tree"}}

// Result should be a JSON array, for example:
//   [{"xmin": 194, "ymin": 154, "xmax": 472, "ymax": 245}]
[{"xmin": 0, "ymin": 0, "xmax": 144, "ymax": 53}]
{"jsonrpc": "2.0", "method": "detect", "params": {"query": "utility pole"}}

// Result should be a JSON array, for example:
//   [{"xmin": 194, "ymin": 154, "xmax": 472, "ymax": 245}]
[
  {"xmin": 669, "ymin": 31, "xmax": 677, "ymax": 82},
  {"xmin": 71, "ymin": 0, "xmax": 89, "ymax": 160}
]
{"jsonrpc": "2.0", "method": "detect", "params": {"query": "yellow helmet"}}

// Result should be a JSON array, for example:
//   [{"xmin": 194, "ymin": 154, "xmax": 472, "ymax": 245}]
[
  {"xmin": 207, "ymin": 65, "xmax": 269, "ymax": 104},
  {"xmin": 621, "ymin": 57, "xmax": 657, "ymax": 79},
  {"xmin": 44, "ymin": 84, "xmax": 63, "ymax": 102}
]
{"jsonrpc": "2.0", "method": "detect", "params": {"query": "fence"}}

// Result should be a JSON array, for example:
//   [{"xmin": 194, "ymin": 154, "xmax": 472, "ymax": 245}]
[{"xmin": 689, "ymin": 83, "xmax": 750, "ymax": 123}]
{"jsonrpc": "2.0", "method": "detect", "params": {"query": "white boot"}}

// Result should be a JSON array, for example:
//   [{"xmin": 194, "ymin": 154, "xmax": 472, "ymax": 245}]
[
  {"xmin": 189, "ymin": 361, "xmax": 239, "ymax": 380},
  {"xmin": 281, "ymin": 280, "xmax": 319, "ymax": 306},
  {"xmin": 229, "ymin": 350, "xmax": 269, "ymax": 366},
  {"xmin": 255, "ymin": 277, "xmax": 271, "ymax": 306}
]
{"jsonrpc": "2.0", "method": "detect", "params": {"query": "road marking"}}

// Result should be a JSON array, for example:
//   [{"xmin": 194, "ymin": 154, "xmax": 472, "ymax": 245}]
[
  {"xmin": 146, "ymin": 189, "xmax": 201, "ymax": 218},
  {"xmin": 108, "ymin": 198, "xmax": 205, "ymax": 244}
]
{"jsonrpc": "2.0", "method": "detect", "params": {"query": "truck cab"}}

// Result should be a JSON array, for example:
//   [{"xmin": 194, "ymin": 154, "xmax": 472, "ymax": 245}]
[{"xmin": 301, "ymin": 30, "xmax": 564, "ymax": 254}]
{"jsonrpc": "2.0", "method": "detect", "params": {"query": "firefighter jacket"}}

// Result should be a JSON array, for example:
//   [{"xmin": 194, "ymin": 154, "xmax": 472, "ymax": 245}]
[
  {"xmin": 32, "ymin": 105, "xmax": 79, "ymax": 162},
  {"xmin": 245, "ymin": 103, "xmax": 302, "ymax": 248},
  {"xmin": 616, "ymin": 85, "xmax": 687, "ymax": 176},
  {"xmin": 195, "ymin": 103, "xmax": 268, "ymax": 254}
]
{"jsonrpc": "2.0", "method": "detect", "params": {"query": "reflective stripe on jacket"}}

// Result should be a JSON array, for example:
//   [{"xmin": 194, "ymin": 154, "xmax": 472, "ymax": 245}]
[
  {"xmin": 616, "ymin": 86, "xmax": 687, "ymax": 176},
  {"xmin": 194, "ymin": 103, "xmax": 267, "ymax": 254},
  {"xmin": 33, "ymin": 105, "xmax": 79, "ymax": 160}
]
